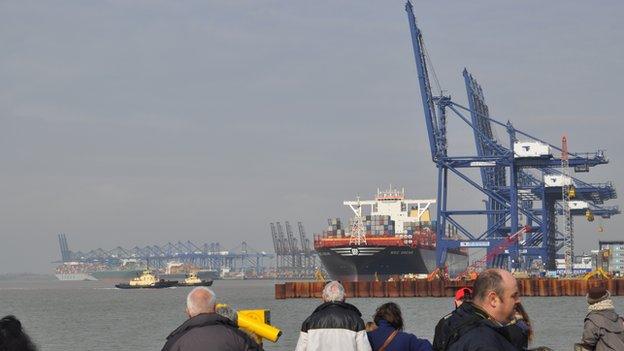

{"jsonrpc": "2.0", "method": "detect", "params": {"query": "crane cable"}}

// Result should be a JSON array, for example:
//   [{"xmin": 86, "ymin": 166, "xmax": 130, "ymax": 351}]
[{"xmin": 421, "ymin": 41, "xmax": 443, "ymax": 95}]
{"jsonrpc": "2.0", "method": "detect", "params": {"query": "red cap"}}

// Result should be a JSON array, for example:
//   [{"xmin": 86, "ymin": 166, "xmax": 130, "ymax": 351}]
[{"xmin": 455, "ymin": 287, "xmax": 472, "ymax": 301}]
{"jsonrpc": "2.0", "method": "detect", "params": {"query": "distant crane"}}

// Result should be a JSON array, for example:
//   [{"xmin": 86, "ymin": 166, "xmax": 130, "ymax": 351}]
[
  {"xmin": 56, "ymin": 234, "xmax": 271, "ymax": 275},
  {"xmin": 269, "ymin": 221, "xmax": 318, "ymax": 278},
  {"xmin": 285, "ymin": 221, "xmax": 301, "ymax": 272},
  {"xmin": 561, "ymin": 136, "xmax": 574, "ymax": 274},
  {"xmin": 298, "ymin": 221, "xmax": 316, "ymax": 275}
]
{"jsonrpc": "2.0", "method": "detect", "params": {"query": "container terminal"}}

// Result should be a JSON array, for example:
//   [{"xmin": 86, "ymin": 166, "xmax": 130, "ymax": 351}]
[
  {"xmin": 278, "ymin": 1, "xmax": 621, "ymax": 294},
  {"xmin": 54, "ymin": 1, "xmax": 621, "ymax": 289},
  {"xmin": 54, "ymin": 233, "xmax": 274, "ymax": 281}
]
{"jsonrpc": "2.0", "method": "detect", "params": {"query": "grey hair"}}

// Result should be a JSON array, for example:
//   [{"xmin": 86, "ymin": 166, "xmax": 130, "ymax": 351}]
[
  {"xmin": 322, "ymin": 281, "xmax": 345, "ymax": 302},
  {"xmin": 186, "ymin": 286, "xmax": 216, "ymax": 316}
]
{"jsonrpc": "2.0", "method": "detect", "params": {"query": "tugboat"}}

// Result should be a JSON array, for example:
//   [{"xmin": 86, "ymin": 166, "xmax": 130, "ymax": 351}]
[
  {"xmin": 114, "ymin": 270, "xmax": 178, "ymax": 289},
  {"xmin": 176, "ymin": 272, "xmax": 213, "ymax": 287}
]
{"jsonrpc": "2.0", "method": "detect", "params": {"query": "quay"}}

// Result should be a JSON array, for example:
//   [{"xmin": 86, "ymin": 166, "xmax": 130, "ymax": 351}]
[{"xmin": 275, "ymin": 278, "xmax": 624, "ymax": 299}]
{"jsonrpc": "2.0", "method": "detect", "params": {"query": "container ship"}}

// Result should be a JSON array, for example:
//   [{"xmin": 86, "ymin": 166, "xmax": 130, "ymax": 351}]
[{"xmin": 314, "ymin": 187, "xmax": 468, "ymax": 281}]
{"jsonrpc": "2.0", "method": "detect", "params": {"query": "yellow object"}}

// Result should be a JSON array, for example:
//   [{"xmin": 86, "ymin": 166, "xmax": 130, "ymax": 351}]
[
  {"xmin": 238, "ymin": 310, "xmax": 282, "ymax": 343},
  {"xmin": 585, "ymin": 209, "xmax": 594, "ymax": 222},
  {"xmin": 421, "ymin": 209, "xmax": 431, "ymax": 221},
  {"xmin": 568, "ymin": 185, "xmax": 576, "ymax": 199},
  {"xmin": 215, "ymin": 304, "xmax": 282, "ymax": 344},
  {"xmin": 582, "ymin": 267, "xmax": 611, "ymax": 281},
  {"xmin": 408, "ymin": 208, "xmax": 431, "ymax": 221},
  {"xmin": 314, "ymin": 268, "xmax": 326, "ymax": 282}
]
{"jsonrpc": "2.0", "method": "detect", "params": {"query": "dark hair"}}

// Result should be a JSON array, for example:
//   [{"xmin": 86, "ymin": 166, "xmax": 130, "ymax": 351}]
[
  {"xmin": 373, "ymin": 302, "xmax": 403, "ymax": 330},
  {"xmin": 515, "ymin": 303, "xmax": 533, "ymax": 342},
  {"xmin": 473, "ymin": 269, "xmax": 505, "ymax": 302},
  {"xmin": 0, "ymin": 315, "xmax": 37, "ymax": 351}
]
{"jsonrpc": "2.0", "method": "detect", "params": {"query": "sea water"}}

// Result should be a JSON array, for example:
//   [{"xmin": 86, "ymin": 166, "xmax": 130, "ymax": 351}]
[{"xmin": 0, "ymin": 279, "xmax": 621, "ymax": 350}]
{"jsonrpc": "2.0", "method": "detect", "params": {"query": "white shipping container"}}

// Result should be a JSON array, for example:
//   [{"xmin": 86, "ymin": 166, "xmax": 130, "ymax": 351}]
[
  {"xmin": 568, "ymin": 201, "xmax": 589, "ymax": 210},
  {"xmin": 514, "ymin": 141, "xmax": 551, "ymax": 158},
  {"xmin": 544, "ymin": 175, "xmax": 573, "ymax": 187}
]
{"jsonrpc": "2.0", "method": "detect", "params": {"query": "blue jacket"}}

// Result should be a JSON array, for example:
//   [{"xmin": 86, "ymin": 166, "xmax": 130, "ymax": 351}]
[{"xmin": 367, "ymin": 319, "xmax": 433, "ymax": 351}]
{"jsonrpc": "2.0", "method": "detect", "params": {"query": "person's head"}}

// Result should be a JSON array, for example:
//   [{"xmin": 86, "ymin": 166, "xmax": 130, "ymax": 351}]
[
  {"xmin": 186, "ymin": 287, "xmax": 217, "ymax": 318},
  {"xmin": 586, "ymin": 286, "xmax": 610, "ymax": 305},
  {"xmin": 472, "ymin": 269, "xmax": 519, "ymax": 324},
  {"xmin": 322, "ymin": 281, "xmax": 345, "ymax": 302},
  {"xmin": 454, "ymin": 287, "xmax": 473, "ymax": 308},
  {"xmin": 0, "ymin": 315, "xmax": 37, "ymax": 351},
  {"xmin": 373, "ymin": 302, "xmax": 404, "ymax": 330}
]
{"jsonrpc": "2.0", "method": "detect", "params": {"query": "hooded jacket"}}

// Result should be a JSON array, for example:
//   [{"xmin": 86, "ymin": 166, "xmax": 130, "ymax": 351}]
[
  {"xmin": 581, "ymin": 307, "xmax": 624, "ymax": 351},
  {"xmin": 295, "ymin": 301, "xmax": 372, "ymax": 351},
  {"xmin": 161, "ymin": 313, "xmax": 261, "ymax": 351}
]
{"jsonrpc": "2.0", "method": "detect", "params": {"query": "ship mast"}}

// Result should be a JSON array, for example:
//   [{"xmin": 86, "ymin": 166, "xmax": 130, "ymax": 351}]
[{"xmin": 348, "ymin": 196, "xmax": 367, "ymax": 246}]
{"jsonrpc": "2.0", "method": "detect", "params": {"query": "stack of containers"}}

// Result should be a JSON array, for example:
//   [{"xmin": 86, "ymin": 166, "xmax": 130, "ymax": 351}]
[
  {"xmin": 326, "ymin": 218, "xmax": 344, "ymax": 237},
  {"xmin": 404, "ymin": 221, "xmax": 438, "ymax": 247},
  {"xmin": 403, "ymin": 222, "xmax": 418, "ymax": 246},
  {"xmin": 351, "ymin": 215, "xmax": 394, "ymax": 236}
]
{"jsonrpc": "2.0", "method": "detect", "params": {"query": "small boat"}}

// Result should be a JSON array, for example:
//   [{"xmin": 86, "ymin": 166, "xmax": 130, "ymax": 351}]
[
  {"xmin": 176, "ymin": 272, "xmax": 214, "ymax": 287},
  {"xmin": 115, "ymin": 270, "xmax": 178, "ymax": 289}
]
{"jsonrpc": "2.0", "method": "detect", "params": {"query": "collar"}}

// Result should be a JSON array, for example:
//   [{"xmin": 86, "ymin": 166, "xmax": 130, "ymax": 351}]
[
  {"xmin": 313, "ymin": 301, "xmax": 362, "ymax": 316},
  {"xmin": 465, "ymin": 302, "xmax": 505, "ymax": 327},
  {"xmin": 167, "ymin": 313, "xmax": 236, "ymax": 339},
  {"xmin": 588, "ymin": 299, "xmax": 615, "ymax": 312}
]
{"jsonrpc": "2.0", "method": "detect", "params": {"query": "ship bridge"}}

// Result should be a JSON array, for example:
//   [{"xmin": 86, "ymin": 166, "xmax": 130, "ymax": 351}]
[{"xmin": 343, "ymin": 187, "xmax": 436, "ymax": 234}]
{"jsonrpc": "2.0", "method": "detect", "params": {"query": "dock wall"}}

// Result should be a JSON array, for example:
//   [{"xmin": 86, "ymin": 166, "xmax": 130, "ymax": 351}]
[{"xmin": 275, "ymin": 279, "xmax": 624, "ymax": 299}]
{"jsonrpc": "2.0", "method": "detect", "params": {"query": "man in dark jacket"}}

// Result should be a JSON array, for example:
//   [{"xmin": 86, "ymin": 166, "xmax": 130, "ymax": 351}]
[
  {"xmin": 433, "ymin": 269, "xmax": 521, "ymax": 351},
  {"xmin": 580, "ymin": 286, "xmax": 624, "ymax": 351},
  {"xmin": 432, "ymin": 287, "xmax": 472, "ymax": 350},
  {"xmin": 295, "ymin": 281, "xmax": 372, "ymax": 351},
  {"xmin": 161, "ymin": 287, "xmax": 261, "ymax": 351}
]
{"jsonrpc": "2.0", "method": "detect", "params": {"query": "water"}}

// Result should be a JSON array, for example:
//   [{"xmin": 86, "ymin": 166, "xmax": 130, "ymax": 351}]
[{"xmin": 0, "ymin": 279, "xmax": 622, "ymax": 350}]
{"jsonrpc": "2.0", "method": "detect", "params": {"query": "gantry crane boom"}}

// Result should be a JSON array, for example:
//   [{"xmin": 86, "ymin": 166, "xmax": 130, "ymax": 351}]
[{"xmin": 405, "ymin": 1, "xmax": 442, "ymax": 160}]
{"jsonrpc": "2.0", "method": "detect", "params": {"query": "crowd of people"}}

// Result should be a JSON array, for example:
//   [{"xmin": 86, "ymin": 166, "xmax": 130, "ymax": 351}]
[
  {"xmin": 157, "ymin": 268, "xmax": 624, "ymax": 351},
  {"xmin": 3, "ymin": 268, "xmax": 623, "ymax": 350}
]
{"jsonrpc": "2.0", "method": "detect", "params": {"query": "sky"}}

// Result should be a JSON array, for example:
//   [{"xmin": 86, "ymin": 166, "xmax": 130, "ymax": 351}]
[{"xmin": 0, "ymin": 0, "xmax": 622, "ymax": 273}]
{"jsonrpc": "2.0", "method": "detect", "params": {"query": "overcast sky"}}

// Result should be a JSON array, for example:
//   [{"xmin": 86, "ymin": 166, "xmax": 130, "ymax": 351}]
[{"xmin": 1, "ymin": 0, "xmax": 622, "ymax": 273}]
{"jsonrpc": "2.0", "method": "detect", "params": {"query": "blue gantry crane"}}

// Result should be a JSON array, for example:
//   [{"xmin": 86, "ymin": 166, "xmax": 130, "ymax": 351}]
[
  {"xmin": 463, "ymin": 70, "xmax": 619, "ymax": 271},
  {"xmin": 404, "ymin": 1, "xmax": 619, "ymax": 272},
  {"xmin": 56, "ymin": 233, "xmax": 272, "ymax": 275}
]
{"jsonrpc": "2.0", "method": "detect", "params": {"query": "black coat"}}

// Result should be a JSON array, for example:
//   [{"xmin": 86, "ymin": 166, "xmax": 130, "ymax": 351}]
[
  {"xmin": 434, "ymin": 303, "xmax": 520, "ymax": 351},
  {"xmin": 300, "ymin": 301, "xmax": 366, "ymax": 332},
  {"xmin": 161, "ymin": 313, "xmax": 262, "ymax": 351},
  {"xmin": 504, "ymin": 320, "xmax": 530, "ymax": 350}
]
